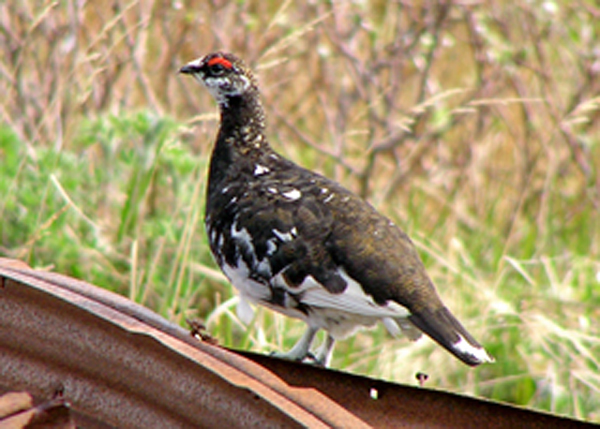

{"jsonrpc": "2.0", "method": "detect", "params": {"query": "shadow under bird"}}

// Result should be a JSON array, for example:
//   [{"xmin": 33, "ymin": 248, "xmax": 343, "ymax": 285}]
[{"xmin": 179, "ymin": 52, "xmax": 494, "ymax": 367}]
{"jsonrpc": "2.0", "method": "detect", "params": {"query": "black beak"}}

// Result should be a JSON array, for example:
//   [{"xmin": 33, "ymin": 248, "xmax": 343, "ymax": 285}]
[{"xmin": 179, "ymin": 64, "xmax": 198, "ymax": 74}]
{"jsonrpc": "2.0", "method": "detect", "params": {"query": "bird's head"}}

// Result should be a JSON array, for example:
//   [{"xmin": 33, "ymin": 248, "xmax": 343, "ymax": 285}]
[{"xmin": 179, "ymin": 52, "xmax": 254, "ymax": 106}]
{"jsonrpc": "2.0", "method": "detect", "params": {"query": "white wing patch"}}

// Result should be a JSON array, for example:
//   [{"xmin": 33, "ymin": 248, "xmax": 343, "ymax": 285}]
[
  {"xmin": 295, "ymin": 269, "xmax": 410, "ymax": 319},
  {"xmin": 270, "ymin": 268, "xmax": 411, "ymax": 339}
]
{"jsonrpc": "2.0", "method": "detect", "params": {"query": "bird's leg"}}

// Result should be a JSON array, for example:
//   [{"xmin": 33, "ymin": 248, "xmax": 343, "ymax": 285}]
[
  {"xmin": 314, "ymin": 334, "xmax": 335, "ymax": 367},
  {"xmin": 271, "ymin": 325, "xmax": 318, "ymax": 362}
]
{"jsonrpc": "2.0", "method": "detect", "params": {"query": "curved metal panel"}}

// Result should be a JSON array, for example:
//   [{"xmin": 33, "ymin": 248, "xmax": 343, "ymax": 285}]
[
  {"xmin": 0, "ymin": 262, "xmax": 357, "ymax": 428},
  {"xmin": 0, "ymin": 260, "xmax": 596, "ymax": 428}
]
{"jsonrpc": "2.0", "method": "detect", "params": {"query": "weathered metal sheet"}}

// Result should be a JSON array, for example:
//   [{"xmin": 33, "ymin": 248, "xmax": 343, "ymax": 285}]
[
  {"xmin": 239, "ymin": 352, "xmax": 598, "ymax": 428},
  {"xmin": 0, "ymin": 262, "xmax": 352, "ymax": 428},
  {"xmin": 0, "ymin": 260, "xmax": 596, "ymax": 428}
]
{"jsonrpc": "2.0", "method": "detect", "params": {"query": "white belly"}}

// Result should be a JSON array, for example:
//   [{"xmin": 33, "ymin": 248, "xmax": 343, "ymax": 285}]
[{"xmin": 222, "ymin": 257, "xmax": 412, "ymax": 340}]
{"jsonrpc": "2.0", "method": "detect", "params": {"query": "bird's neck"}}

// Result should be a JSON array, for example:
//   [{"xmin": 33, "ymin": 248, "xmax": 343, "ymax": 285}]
[
  {"xmin": 219, "ymin": 91, "xmax": 267, "ymax": 150},
  {"xmin": 207, "ymin": 90, "xmax": 271, "ymax": 194}
]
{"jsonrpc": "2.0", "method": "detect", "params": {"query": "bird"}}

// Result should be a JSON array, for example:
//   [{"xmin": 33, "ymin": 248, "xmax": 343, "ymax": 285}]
[{"xmin": 179, "ymin": 52, "xmax": 494, "ymax": 367}]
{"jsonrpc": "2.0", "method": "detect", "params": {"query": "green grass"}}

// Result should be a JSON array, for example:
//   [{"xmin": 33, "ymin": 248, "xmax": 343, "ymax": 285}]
[
  {"xmin": 2, "ymin": 111, "xmax": 598, "ymax": 420},
  {"xmin": 1, "ymin": 0, "xmax": 599, "ymax": 423}
]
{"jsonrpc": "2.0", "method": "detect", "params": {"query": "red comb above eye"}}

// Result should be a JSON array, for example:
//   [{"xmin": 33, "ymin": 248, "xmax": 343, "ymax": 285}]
[{"xmin": 207, "ymin": 57, "xmax": 233, "ymax": 69}]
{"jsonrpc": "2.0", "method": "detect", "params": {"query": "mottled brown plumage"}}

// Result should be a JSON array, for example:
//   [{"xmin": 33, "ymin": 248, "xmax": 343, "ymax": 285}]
[{"xmin": 180, "ymin": 52, "xmax": 494, "ymax": 367}]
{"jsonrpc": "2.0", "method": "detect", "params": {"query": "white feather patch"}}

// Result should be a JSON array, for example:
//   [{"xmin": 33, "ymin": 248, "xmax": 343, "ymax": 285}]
[
  {"xmin": 222, "ymin": 259, "xmax": 269, "ymax": 322},
  {"xmin": 282, "ymin": 189, "xmax": 302, "ymax": 201},
  {"xmin": 453, "ymin": 334, "xmax": 495, "ymax": 363},
  {"xmin": 269, "ymin": 268, "xmax": 412, "ymax": 339},
  {"xmin": 230, "ymin": 221, "xmax": 253, "ymax": 250},
  {"xmin": 265, "ymin": 238, "xmax": 278, "ymax": 255},
  {"xmin": 272, "ymin": 228, "xmax": 294, "ymax": 242},
  {"xmin": 296, "ymin": 272, "xmax": 411, "ymax": 319},
  {"xmin": 254, "ymin": 164, "xmax": 270, "ymax": 176}
]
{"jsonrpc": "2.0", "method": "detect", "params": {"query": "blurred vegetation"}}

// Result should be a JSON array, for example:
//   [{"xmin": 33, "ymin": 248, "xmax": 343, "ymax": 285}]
[{"xmin": 1, "ymin": 0, "xmax": 599, "ymax": 422}]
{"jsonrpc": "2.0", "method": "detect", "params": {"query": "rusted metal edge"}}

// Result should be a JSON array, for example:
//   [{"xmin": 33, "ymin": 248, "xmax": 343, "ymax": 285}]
[
  {"xmin": 0, "ymin": 260, "xmax": 597, "ymax": 428},
  {"xmin": 238, "ymin": 351, "xmax": 599, "ymax": 429}
]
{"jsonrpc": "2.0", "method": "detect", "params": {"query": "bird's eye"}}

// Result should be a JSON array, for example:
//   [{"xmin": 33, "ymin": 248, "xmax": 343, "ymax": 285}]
[{"xmin": 211, "ymin": 64, "xmax": 226, "ymax": 75}]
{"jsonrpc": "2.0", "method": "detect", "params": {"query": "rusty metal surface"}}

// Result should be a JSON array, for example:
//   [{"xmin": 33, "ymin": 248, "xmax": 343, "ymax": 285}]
[
  {"xmin": 0, "ymin": 261, "xmax": 354, "ymax": 428},
  {"xmin": 0, "ymin": 259, "xmax": 597, "ymax": 428},
  {"xmin": 239, "ymin": 352, "xmax": 598, "ymax": 429}
]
